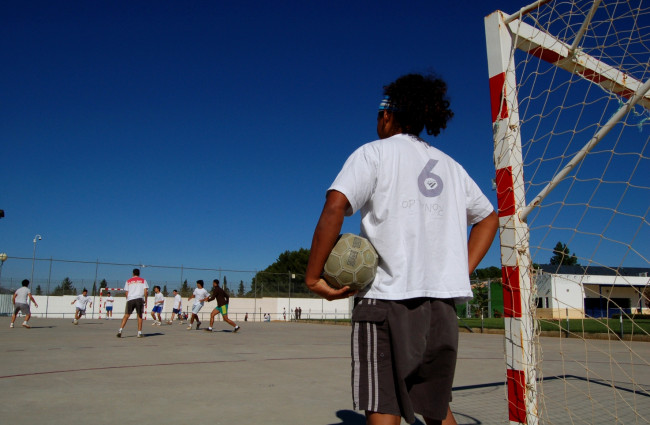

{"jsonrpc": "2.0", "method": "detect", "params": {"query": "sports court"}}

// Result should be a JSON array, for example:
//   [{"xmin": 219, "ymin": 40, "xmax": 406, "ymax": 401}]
[{"xmin": 1, "ymin": 319, "xmax": 648, "ymax": 424}]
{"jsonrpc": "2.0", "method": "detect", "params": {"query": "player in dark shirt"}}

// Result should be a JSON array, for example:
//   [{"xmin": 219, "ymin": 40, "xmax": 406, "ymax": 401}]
[{"xmin": 205, "ymin": 279, "xmax": 240, "ymax": 333}]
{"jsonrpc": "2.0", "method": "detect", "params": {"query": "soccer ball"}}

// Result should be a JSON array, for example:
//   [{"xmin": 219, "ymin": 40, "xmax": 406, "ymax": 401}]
[{"xmin": 323, "ymin": 234, "xmax": 378, "ymax": 291}]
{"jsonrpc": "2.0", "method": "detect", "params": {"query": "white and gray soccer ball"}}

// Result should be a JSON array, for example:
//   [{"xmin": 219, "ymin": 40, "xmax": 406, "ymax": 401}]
[{"xmin": 323, "ymin": 233, "xmax": 378, "ymax": 291}]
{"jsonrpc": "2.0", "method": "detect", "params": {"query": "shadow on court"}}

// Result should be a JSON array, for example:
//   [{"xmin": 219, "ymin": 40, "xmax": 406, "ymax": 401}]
[{"xmin": 1, "ymin": 319, "xmax": 648, "ymax": 425}]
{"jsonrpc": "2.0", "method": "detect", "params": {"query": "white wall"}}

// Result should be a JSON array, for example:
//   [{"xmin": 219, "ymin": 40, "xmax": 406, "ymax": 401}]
[
  {"xmin": 26, "ymin": 295, "xmax": 352, "ymax": 322},
  {"xmin": 536, "ymin": 273, "xmax": 650, "ymax": 318}
]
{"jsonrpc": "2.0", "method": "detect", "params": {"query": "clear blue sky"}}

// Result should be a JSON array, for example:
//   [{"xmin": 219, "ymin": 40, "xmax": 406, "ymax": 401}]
[{"xmin": 4, "ymin": 0, "xmax": 640, "ymax": 286}]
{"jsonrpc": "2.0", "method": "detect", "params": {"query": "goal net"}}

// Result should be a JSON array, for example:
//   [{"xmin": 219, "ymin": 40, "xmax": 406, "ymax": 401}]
[{"xmin": 485, "ymin": 1, "xmax": 649, "ymax": 424}]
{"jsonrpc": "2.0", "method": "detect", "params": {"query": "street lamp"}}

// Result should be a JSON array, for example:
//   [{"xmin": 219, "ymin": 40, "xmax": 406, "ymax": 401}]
[
  {"xmin": 31, "ymin": 235, "xmax": 42, "ymax": 288},
  {"xmin": 0, "ymin": 252, "xmax": 7, "ymax": 289}
]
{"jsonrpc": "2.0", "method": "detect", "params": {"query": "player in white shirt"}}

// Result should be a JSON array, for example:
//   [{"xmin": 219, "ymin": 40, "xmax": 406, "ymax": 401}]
[
  {"xmin": 306, "ymin": 73, "xmax": 498, "ymax": 425},
  {"xmin": 167, "ymin": 289, "xmax": 183, "ymax": 325},
  {"xmin": 11, "ymin": 279, "xmax": 38, "ymax": 329},
  {"xmin": 117, "ymin": 268, "xmax": 149, "ymax": 338},
  {"xmin": 150, "ymin": 286, "xmax": 164, "ymax": 325},
  {"xmin": 71, "ymin": 289, "xmax": 93, "ymax": 325},
  {"xmin": 104, "ymin": 292, "xmax": 115, "ymax": 319},
  {"xmin": 187, "ymin": 280, "xmax": 209, "ymax": 330}
]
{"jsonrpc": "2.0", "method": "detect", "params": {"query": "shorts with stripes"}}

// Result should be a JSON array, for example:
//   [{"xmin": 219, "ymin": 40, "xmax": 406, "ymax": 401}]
[{"xmin": 351, "ymin": 297, "xmax": 458, "ymax": 424}]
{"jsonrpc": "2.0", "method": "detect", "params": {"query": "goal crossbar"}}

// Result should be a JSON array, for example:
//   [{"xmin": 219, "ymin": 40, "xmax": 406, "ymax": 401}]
[{"xmin": 506, "ymin": 16, "xmax": 650, "ymax": 111}]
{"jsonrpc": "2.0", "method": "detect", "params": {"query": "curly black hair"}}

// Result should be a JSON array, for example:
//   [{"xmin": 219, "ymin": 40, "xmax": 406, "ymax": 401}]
[{"xmin": 383, "ymin": 73, "xmax": 453, "ymax": 137}]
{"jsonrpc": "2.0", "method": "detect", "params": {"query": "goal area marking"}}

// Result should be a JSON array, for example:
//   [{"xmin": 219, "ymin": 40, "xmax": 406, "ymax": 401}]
[{"xmin": 485, "ymin": 1, "xmax": 649, "ymax": 424}]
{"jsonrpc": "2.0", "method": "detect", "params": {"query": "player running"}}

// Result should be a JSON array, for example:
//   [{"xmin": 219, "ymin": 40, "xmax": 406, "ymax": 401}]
[
  {"xmin": 71, "ymin": 288, "xmax": 92, "ymax": 325},
  {"xmin": 187, "ymin": 280, "xmax": 209, "ymax": 330},
  {"xmin": 167, "ymin": 289, "xmax": 183, "ymax": 324},
  {"xmin": 205, "ymin": 279, "xmax": 240, "ymax": 333},
  {"xmin": 10, "ymin": 279, "xmax": 38, "ymax": 329}
]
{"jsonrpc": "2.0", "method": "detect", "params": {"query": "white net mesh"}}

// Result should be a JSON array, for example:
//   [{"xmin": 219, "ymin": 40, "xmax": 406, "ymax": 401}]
[{"xmin": 492, "ymin": 0, "xmax": 649, "ymax": 423}]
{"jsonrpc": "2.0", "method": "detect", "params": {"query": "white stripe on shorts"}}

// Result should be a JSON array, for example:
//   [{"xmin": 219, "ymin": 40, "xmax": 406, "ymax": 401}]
[{"xmin": 353, "ymin": 320, "xmax": 360, "ymax": 408}]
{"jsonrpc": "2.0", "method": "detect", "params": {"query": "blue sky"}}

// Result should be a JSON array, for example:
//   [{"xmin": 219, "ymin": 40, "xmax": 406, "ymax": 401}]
[{"xmin": 2, "ymin": 0, "xmax": 644, "ymax": 287}]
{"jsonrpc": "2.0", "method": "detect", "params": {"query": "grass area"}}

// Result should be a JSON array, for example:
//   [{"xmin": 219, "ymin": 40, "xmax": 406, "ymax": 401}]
[{"xmin": 458, "ymin": 317, "xmax": 650, "ymax": 335}]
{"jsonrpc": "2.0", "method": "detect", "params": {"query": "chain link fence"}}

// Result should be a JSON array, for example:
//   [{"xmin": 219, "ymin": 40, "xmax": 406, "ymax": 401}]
[{"xmin": 0, "ymin": 255, "xmax": 504, "ymax": 319}]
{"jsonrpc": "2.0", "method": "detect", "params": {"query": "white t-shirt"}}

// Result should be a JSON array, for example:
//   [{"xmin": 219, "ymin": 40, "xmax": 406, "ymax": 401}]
[
  {"xmin": 154, "ymin": 292, "xmax": 164, "ymax": 306},
  {"xmin": 329, "ymin": 134, "xmax": 494, "ymax": 303},
  {"xmin": 173, "ymin": 294, "xmax": 182, "ymax": 309},
  {"xmin": 105, "ymin": 296, "xmax": 115, "ymax": 307},
  {"xmin": 14, "ymin": 287, "xmax": 31, "ymax": 304},
  {"xmin": 75, "ymin": 294, "xmax": 92, "ymax": 310},
  {"xmin": 192, "ymin": 288, "xmax": 209, "ymax": 306},
  {"xmin": 124, "ymin": 276, "xmax": 149, "ymax": 301}
]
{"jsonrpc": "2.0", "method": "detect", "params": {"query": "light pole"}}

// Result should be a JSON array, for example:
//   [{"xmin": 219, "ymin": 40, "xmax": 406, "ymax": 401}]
[
  {"xmin": 0, "ymin": 252, "xmax": 7, "ymax": 288},
  {"xmin": 31, "ymin": 234, "xmax": 42, "ymax": 288}
]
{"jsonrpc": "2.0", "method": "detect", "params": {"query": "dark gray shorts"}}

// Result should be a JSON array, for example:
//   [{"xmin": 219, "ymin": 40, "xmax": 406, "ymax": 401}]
[
  {"xmin": 125, "ymin": 298, "xmax": 145, "ymax": 318},
  {"xmin": 14, "ymin": 303, "xmax": 31, "ymax": 316},
  {"xmin": 351, "ymin": 297, "xmax": 458, "ymax": 424}
]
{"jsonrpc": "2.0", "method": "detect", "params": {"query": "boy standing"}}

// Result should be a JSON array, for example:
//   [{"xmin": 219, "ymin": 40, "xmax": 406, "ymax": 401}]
[
  {"xmin": 187, "ymin": 280, "xmax": 209, "ymax": 330},
  {"xmin": 306, "ymin": 73, "xmax": 498, "ymax": 425},
  {"xmin": 151, "ymin": 285, "xmax": 164, "ymax": 325},
  {"xmin": 11, "ymin": 279, "xmax": 38, "ymax": 329},
  {"xmin": 71, "ymin": 289, "xmax": 92, "ymax": 325},
  {"xmin": 104, "ymin": 291, "xmax": 115, "ymax": 319},
  {"xmin": 117, "ymin": 268, "xmax": 149, "ymax": 338},
  {"xmin": 167, "ymin": 289, "xmax": 183, "ymax": 324}
]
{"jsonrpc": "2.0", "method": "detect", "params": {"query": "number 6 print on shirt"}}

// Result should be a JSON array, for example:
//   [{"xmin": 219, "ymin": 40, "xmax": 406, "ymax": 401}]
[{"xmin": 418, "ymin": 159, "xmax": 443, "ymax": 197}]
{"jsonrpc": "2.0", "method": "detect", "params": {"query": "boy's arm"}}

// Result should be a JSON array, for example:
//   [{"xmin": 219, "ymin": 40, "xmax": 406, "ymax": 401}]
[
  {"xmin": 12, "ymin": 292, "xmax": 16, "ymax": 305},
  {"xmin": 467, "ymin": 211, "xmax": 499, "ymax": 275},
  {"xmin": 305, "ymin": 190, "xmax": 357, "ymax": 301}
]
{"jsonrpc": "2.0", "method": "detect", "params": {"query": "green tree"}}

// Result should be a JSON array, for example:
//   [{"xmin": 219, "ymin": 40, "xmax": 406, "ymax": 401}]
[
  {"xmin": 237, "ymin": 280, "xmax": 245, "ymax": 297},
  {"xmin": 35, "ymin": 285, "xmax": 43, "ymax": 295},
  {"xmin": 100, "ymin": 279, "xmax": 108, "ymax": 290},
  {"xmin": 472, "ymin": 266, "xmax": 501, "ymax": 280},
  {"xmin": 254, "ymin": 248, "xmax": 310, "ymax": 297},
  {"xmin": 550, "ymin": 242, "xmax": 579, "ymax": 266},
  {"xmin": 163, "ymin": 285, "xmax": 168, "ymax": 296},
  {"xmin": 92, "ymin": 282, "xmax": 97, "ymax": 296},
  {"xmin": 471, "ymin": 282, "xmax": 490, "ymax": 317},
  {"xmin": 180, "ymin": 280, "xmax": 190, "ymax": 297},
  {"xmin": 53, "ymin": 277, "xmax": 76, "ymax": 296}
]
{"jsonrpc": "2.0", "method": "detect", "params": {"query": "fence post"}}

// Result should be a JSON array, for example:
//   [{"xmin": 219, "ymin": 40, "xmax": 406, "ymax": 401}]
[{"xmin": 619, "ymin": 314, "xmax": 624, "ymax": 339}]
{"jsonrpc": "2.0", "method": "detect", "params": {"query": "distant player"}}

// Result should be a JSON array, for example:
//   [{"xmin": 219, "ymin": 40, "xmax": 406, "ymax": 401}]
[
  {"xmin": 167, "ymin": 289, "xmax": 183, "ymax": 324},
  {"xmin": 205, "ymin": 279, "xmax": 240, "ymax": 333},
  {"xmin": 187, "ymin": 280, "xmax": 209, "ymax": 330},
  {"xmin": 151, "ymin": 285, "xmax": 164, "ymax": 325},
  {"xmin": 117, "ymin": 268, "xmax": 149, "ymax": 338},
  {"xmin": 71, "ymin": 288, "xmax": 92, "ymax": 325},
  {"xmin": 104, "ymin": 291, "xmax": 115, "ymax": 319},
  {"xmin": 10, "ymin": 279, "xmax": 38, "ymax": 329}
]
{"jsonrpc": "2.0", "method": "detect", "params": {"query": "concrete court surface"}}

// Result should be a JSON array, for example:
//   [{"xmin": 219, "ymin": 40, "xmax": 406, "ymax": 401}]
[{"xmin": 0, "ymin": 318, "xmax": 648, "ymax": 425}]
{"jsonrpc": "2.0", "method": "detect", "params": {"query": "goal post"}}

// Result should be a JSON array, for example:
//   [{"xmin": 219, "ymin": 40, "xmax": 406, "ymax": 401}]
[{"xmin": 485, "ymin": 1, "xmax": 649, "ymax": 424}]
